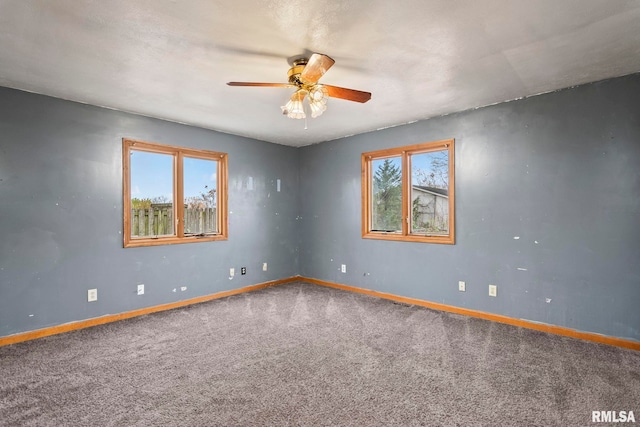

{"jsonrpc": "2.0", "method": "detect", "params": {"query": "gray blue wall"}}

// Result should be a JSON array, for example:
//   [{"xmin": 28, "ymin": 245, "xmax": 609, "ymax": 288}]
[
  {"xmin": 299, "ymin": 73, "xmax": 640, "ymax": 341},
  {"xmin": 2, "ymin": 74, "xmax": 639, "ymax": 342},
  {"xmin": 0, "ymin": 87, "xmax": 299, "ymax": 337}
]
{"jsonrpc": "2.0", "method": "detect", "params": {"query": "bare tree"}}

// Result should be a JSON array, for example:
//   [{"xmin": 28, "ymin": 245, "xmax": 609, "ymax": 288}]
[
  {"xmin": 413, "ymin": 151, "xmax": 448, "ymax": 189},
  {"xmin": 185, "ymin": 185, "xmax": 216, "ymax": 209}
]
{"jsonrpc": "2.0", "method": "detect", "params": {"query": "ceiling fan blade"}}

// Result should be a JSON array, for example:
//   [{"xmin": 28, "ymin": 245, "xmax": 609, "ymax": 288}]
[
  {"xmin": 324, "ymin": 85, "xmax": 372, "ymax": 103},
  {"xmin": 227, "ymin": 82, "xmax": 293, "ymax": 88},
  {"xmin": 299, "ymin": 53, "xmax": 335, "ymax": 85}
]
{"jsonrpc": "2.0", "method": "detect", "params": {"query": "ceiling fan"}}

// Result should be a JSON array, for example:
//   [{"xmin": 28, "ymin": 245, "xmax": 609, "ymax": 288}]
[{"xmin": 227, "ymin": 53, "xmax": 371, "ymax": 119}]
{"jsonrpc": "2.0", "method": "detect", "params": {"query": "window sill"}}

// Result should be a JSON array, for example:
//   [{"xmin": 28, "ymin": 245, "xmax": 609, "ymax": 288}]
[
  {"xmin": 124, "ymin": 234, "xmax": 228, "ymax": 248},
  {"xmin": 362, "ymin": 232, "xmax": 455, "ymax": 245}
]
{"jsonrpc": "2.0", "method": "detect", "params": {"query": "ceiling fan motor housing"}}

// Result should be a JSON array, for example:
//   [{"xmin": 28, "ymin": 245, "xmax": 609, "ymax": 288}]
[{"xmin": 287, "ymin": 58, "xmax": 309, "ymax": 85}]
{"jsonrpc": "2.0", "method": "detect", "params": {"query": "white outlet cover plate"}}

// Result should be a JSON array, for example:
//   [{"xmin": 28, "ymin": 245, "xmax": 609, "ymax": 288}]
[
  {"xmin": 137, "ymin": 284, "xmax": 144, "ymax": 295},
  {"xmin": 458, "ymin": 281, "xmax": 465, "ymax": 291}
]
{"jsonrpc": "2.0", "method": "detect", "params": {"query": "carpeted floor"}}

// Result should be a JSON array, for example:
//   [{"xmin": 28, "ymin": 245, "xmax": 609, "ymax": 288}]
[{"xmin": 1, "ymin": 281, "xmax": 639, "ymax": 426}]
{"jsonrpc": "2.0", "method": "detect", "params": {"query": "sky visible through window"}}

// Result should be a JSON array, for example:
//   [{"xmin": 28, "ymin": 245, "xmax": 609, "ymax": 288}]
[
  {"xmin": 411, "ymin": 150, "xmax": 448, "ymax": 188},
  {"xmin": 130, "ymin": 151, "xmax": 217, "ymax": 202},
  {"xmin": 372, "ymin": 152, "xmax": 447, "ymax": 187},
  {"xmin": 184, "ymin": 156, "xmax": 217, "ymax": 205}
]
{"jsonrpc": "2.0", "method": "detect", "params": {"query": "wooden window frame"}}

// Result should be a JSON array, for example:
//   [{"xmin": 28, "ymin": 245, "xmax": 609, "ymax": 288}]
[
  {"xmin": 122, "ymin": 138, "xmax": 228, "ymax": 248},
  {"xmin": 361, "ymin": 139, "xmax": 455, "ymax": 244}
]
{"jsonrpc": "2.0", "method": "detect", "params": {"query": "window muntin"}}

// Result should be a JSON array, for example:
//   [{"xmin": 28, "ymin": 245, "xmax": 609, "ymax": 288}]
[
  {"xmin": 123, "ymin": 139, "xmax": 228, "ymax": 247},
  {"xmin": 362, "ymin": 139, "xmax": 455, "ymax": 244}
]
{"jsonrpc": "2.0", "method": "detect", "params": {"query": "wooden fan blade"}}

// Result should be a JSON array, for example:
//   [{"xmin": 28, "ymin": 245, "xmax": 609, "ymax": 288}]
[
  {"xmin": 299, "ymin": 53, "xmax": 335, "ymax": 85},
  {"xmin": 227, "ymin": 82, "xmax": 293, "ymax": 88},
  {"xmin": 324, "ymin": 85, "xmax": 372, "ymax": 103}
]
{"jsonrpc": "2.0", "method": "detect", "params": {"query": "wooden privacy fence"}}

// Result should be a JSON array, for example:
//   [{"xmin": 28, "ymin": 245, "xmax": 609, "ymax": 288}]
[{"xmin": 131, "ymin": 203, "xmax": 217, "ymax": 237}]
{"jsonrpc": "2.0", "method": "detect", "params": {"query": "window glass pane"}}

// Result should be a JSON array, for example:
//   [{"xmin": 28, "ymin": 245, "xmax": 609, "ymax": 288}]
[
  {"xmin": 410, "ymin": 150, "xmax": 449, "ymax": 234},
  {"xmin": 371, "ymin": 157, "xmax": 402, "ymax": 232},
  {"xmin": 183, "ymin": 157, "xmax": 218, "ymax": 235},
  {"xmin": 130, "ymin": 151, "xmax": 174, "ymax": 237}
]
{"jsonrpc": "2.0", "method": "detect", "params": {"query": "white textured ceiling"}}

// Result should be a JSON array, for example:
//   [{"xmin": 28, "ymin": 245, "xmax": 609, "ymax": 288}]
[{"xmin": 1, "ymin": 1, "xmax": 639, "ymax": 147}]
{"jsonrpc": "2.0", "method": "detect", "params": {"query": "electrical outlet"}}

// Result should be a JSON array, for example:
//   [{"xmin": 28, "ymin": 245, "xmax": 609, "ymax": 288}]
[
  {"xmin": 241, "ymin": 267, "xmax": 246, "ymax": 275},
  {"xmin": 181, "ymin": 286, "xmax": 187, "ymax": 292},
  {"xmin": 137, "ymin": 284, "xmax": 144, "ymax": 295},
  {"xmin": 88, "ymin": 289, "xmax": 97, "ymax": 302},
  {"xmin": 341, "ymin": 264, "xmax": 346, "ymax": 273},
  {"xmin": 489, "ymin": 284, "xmax": 497, "ymax": 297},
  {"xmin": 263, "ymin": 262, "xmax": 268, "ymax": 271},
  {"xmin": 458, "ymin": 281, "xmax": 466, "ymax": 292},
  {"xmin": 230, "ymin": 268, "xmax": 235, "ymax": 277}
]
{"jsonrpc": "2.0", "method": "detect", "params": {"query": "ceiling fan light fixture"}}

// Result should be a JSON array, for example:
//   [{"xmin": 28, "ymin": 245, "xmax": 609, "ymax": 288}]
[
  {"xmin": 307, "ymin": 84, "xmax": 328, "ymax": 118},
  {"xmin": 281, "ymin": 89, "xmax": 306, "ymax": 119},
  {"xmin": 309, "ymin": 98, "xmax": 327, "ymax": 118},
  {"xmin": 309, "ymin": 85, "xmax": 327, "ymax": 102}
]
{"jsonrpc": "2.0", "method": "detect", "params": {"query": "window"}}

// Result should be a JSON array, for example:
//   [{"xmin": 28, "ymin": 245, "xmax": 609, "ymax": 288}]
[
  {"xmin": 122, "ymin": 138, "xmax": 228, "ymax": 247},
  {"xmin": 362, "ymin": 139, "xmax": 455, "ymax": 244}
]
